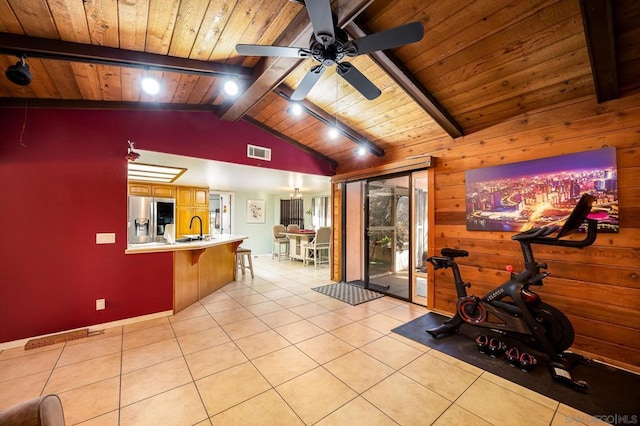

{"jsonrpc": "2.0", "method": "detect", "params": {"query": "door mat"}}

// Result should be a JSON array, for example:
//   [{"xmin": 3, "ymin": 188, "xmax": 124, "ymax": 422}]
[
  {"xmin": 311, "ymin": 282, "xmax": 385, "ymax": 305},
  {"xmin": 392, "ymin": 312, "xmax": 640, "ymax": 422}
]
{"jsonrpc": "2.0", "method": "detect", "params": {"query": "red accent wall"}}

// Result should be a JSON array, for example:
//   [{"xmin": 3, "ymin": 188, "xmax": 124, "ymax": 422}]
[{"xmin": 0, "ymin": 108, "xmax": 334, "ymax": 343}]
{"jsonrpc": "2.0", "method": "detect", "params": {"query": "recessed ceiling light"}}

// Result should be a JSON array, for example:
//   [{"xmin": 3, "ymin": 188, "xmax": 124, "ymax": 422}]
[
  {"xmin": 356, "ymin": 146, "xmax": 367, "ymax": 156},
  {"xmin": 328, "ymin": 127, "xmax": 339, "ymax": 140},
  {"xmin": 224, "ymin": 80, "xmax": 239, "ymax": 96},
  {"xmin": 141, "ymin": 75, "xmax": 160, "ymax": 95}
]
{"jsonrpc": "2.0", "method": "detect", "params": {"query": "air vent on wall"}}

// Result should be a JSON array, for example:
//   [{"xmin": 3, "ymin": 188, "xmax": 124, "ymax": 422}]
[{"xmin": 247, "ymin": 144, "xmax": 271, "ymax": 161}]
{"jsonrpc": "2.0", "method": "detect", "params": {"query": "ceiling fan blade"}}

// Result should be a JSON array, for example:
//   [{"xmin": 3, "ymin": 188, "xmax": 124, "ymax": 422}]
[
  {"xmin": 337, "ymin": 63, "xmax": 381, "ymax": 100},
  {"xmin": 349, "ymin": 21, "xmax": 424, "ymax": 56},
  {"xmin": 305, "ymin": 0, "xmax": 335, "ymax": 47},
  {"xmin": 291, "ymin": 65, "xmax": 325, "ymax": 101},
  {"xmin": 236, "ymin": 44, "xmax": 309, "ymax": 58}
]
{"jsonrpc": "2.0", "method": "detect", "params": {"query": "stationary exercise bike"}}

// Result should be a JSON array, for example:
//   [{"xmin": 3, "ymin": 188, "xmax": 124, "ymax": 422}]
[{"xmin": 427, "ymin": 193, "xmax": 598, "ymax": 390}]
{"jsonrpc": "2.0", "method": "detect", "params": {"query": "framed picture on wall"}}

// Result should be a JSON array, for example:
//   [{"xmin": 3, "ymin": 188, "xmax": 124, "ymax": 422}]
[
  {"xmin": 247, "ymin": 199, "xmax": 265, "ymax": 223},
  {"xmin": 465, "ymin": 147, "xmax": 618, "ymax": 232}
]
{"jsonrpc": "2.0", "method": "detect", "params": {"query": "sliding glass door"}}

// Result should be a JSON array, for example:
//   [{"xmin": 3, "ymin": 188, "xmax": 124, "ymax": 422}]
[
  {"xmin": 343, "ymin": 169, "xmax": 431, "ymax": 305},
  {"xmin": 364, "ymin": 175, "xmax": 410, "ymax": 299}
]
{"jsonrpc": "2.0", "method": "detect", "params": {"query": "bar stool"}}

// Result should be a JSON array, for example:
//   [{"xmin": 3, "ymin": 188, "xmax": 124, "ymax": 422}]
[{"xmin": 235, "ymin": 247, "xmax": 254, "ymax": 279}]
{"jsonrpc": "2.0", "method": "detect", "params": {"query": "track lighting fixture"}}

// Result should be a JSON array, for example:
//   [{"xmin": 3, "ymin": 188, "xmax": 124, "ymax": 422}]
[
  {"xmin": 223, "ymin": 79, "xmax": 240, "ymax": 96},
  {"xmin": 141, "ymin": 70, "xmax": 160, "ymax": 95},
  {"xmin": 5, "ymin": 55, "xmax": 32, "ymax": 86},
  {"xmin": 287, "ymin": 102, "xmax": 303, "ymax": 117}
]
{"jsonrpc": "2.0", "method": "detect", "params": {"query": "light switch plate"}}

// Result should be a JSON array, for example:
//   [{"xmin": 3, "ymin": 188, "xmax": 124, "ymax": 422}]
[{"xmin": 96, "ymin": 233, "xmax": 116, "ymax": 244}]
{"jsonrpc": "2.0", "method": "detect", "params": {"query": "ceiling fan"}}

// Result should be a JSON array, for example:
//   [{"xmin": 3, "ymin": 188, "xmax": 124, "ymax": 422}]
[{"xmin": 235, "ymin": 0, "xmax": 424, "ymax": 101}]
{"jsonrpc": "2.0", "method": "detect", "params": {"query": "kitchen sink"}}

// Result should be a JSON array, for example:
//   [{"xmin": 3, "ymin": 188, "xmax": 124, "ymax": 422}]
[
  {"xmin": 175, "ymin": 235, "xmax": 212, "ymax": 243},
  {"xmin": 175, "ymin": 236, "xmax": 200, "ymax": 243}
]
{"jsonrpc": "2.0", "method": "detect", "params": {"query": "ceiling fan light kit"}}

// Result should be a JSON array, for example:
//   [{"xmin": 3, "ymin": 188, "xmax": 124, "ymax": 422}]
[{"xmin": 235, "ymin": 0, "xmax": 424, "ymax": 101}]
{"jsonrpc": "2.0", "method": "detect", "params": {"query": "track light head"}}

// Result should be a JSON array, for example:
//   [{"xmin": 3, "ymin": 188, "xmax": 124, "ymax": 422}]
[{"xmin": 6, "ymin": 56, "xmax": 32, "ymax": 86}]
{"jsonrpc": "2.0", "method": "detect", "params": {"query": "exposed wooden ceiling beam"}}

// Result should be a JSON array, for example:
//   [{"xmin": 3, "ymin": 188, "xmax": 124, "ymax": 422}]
[
  {"xmin": 579, "ymin": 0, "xmax": 619, "ymax": 102},
  {"xmin": 345, "ymin": 21, "xmax": 464, "ymax": 139},
  {"xmin": 274, "ymin": 87, "xmax": 385, "ymax": 157},
  {"xmin": 0, "ymin": 98, "xmax": 220, "ymax": 112},
  {"xmin": 219, "ymin": 0, "xmax": 374, "ymax": 122},
  {"xmin": 0, "ymin": 33, "xmax": 252, "ymax": 79}
]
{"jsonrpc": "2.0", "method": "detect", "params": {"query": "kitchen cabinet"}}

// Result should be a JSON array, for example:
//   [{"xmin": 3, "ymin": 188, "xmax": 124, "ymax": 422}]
[
  {"xmin": 176, "ymin": 186, "xmax": 209, "ymax": 237},
  {"xmin": 128, "ymin": 182, "xmax": 152, "ymax": 196},
  {"xmin": 152, "ymin": 185, "xmax": 175, "ymax": 198},
  {"xmin": 177, "ymin": 186, "xmax": 208, "ymax": 206},
  {"xmin": 176, "ymin": 206, "xmax": 210, "ymax": 237},
  {"xmin": 177, "ymin": 186, "xmax": 193, "ymax": 205},
  {"xmin": 128, "ymin": 182, "xmax": 175, "ymax": 197},
  {"xmin": 194, "ymin": 188, "xmax": 208, "ymax": 206}
]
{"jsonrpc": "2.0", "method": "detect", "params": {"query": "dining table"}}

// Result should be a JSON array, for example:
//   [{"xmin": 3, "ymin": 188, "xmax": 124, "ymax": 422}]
[{"xmin": 283, "ymin": 229, "xmax": 316, "ymax": 261}]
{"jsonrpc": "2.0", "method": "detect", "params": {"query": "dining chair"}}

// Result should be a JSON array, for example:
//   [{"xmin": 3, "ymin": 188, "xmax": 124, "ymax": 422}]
[
  {"xmin": 272, "ymin": 224, "xmax": 289, "ymax": 261},
  {"xmin": 0, "ymin": 394, "xmax": 65, "ymax": 425},
  {"xmin": 302, "ymin": 226, "xmax": 331, "ymax": 268},
  {"xmin": 286, "ymin": 224, "xmax": 300, "ymax": 232}
]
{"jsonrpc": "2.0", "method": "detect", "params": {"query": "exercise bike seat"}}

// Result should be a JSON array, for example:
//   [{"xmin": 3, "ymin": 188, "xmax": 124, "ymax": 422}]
[{"xmin": 441, "ymin": 248, "xmax": 469, "ymax": 258}]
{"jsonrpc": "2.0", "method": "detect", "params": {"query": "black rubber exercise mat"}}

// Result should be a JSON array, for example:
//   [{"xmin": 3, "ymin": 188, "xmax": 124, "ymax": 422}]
[{"xmin": 392, "ymin": 312, "xmax": 640, "ymax": 422}]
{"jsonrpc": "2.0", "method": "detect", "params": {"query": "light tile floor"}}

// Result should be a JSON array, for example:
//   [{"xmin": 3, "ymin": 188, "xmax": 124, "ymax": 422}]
[{"xmin": 0, "ymin": 256, "xmax": 605, "ymax": 425}]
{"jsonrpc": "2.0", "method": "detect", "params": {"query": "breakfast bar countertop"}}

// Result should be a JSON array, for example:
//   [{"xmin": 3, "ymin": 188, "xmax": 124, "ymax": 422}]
[{"xmin": 125, "ymin": 234, "xmax": 248, "ymax": 254}]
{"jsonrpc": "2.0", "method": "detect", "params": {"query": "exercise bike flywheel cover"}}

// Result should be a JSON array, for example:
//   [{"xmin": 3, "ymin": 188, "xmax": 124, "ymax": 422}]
[{"xmin": 457, "ymin": 296, "xmax": 487, "ymax": 324}]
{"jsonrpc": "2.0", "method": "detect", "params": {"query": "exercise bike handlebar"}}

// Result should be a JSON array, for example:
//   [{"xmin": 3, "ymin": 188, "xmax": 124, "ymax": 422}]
[
  {"xmin": 512, "ymin": 218, "xmax": 598, "ymax": 248},
  {"xmin": 511, "ymin": 193, "xmax": 598, "ymax": 249},
  {"xmin": 511, "ymin": 225, "xmax": 561, "ymax": 240}
]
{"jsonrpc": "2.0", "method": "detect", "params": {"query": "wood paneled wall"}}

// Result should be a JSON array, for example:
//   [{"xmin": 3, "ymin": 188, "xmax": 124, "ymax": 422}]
[{"xmin": 332, "ymin": 92, "xmax": 640, "ymax": 371}]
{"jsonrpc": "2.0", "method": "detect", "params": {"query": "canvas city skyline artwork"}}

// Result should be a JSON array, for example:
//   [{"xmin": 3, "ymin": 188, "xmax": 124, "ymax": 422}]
[{"xmin": 465, "ymin": 147, "xmax": 618, "ymax": 233}]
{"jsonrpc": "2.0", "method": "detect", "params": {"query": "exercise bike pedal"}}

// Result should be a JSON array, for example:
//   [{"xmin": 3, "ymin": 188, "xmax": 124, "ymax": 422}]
[{"xmin": 549, "ymin": 362, "xmax": 589, "ymax": 391}]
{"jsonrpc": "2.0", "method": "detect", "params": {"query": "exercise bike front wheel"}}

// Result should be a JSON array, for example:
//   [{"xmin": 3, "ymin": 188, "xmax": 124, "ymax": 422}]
[{"xmin": 532, "ymin": 302, "xmax": 575, "ymax": 353}]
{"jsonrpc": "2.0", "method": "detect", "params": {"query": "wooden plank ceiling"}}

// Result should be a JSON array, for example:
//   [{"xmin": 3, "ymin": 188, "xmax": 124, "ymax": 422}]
[{"xmin": 0, "ymin": 0, "xmax": 638, "ymax": 172}]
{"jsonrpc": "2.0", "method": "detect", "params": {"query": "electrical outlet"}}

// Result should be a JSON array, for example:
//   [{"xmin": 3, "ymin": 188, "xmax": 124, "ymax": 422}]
[
  {"xmin": 96, "ymin": 299, "xmax": 106, "ymax": 310},
  {"xmin": 96, "ymin": 233, "xmax": 116, "ymax": 244}
]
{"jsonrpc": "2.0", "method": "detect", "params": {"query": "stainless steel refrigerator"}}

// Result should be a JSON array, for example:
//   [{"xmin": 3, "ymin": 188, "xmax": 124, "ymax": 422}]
[{"xmin": 127, "ymin": 196, "xmax": 175, "ymax": 244}]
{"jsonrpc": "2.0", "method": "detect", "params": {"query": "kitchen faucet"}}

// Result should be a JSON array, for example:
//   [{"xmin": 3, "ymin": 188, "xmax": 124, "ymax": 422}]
[{"xmin": 189, "ymin": 215, "xmax": 203, "ymax": 240}]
